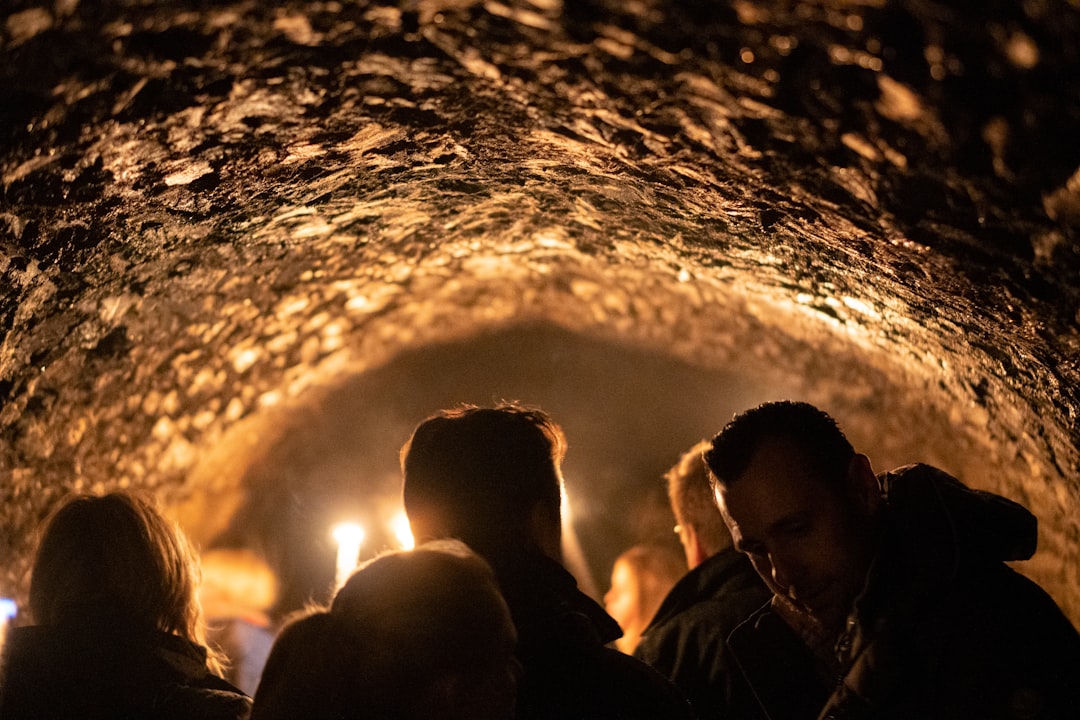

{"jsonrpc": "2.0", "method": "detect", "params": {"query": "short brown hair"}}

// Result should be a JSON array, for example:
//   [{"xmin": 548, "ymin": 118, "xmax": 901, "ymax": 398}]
[
  {"xmin": 666, "ymin": 440, "xmax": 732, "ymax": 555},
  {"xmin": 401, "ymin": 402, "xmax": 566, "ymax": 556},
  {"xmin": 705, "ymin": 401, "xmax": 854, "ymax": 492}
]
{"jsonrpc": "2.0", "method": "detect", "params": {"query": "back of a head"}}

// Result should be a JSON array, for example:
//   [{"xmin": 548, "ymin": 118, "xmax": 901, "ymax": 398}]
[
  {"xmin": 401, "ymin": 403, "xmax": 566, "ymax": 557},
  {"xmin": 331, "ymin": 540, "xmax": 515, "ymax": 683},
  {"xmin": 704, "ymin": 401, "xmax": 855, "ymax": 490},
  {"xmin": 252, "ymin": 540, "xmax": 517, "ymax": 720},
  {"xmin": 251, "ymin": 612, "xmax": 336, "ymax": 720},
  {"xmin": 666, "ymin": 440, "xmax": 732, "ymax": 556},
  {"xmin": 28, "ymin": 491, "xmax": 202, "ymax": 643}
]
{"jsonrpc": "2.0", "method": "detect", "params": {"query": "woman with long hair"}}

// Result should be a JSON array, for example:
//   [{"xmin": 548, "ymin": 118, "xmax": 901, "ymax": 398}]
[
  {"xmin": 604, "ymin": 544, "xmax": 686, "ymax": 655},
  {"xmin": 0, "ymin": 491, "xmax": 250, "ymax": 719}
]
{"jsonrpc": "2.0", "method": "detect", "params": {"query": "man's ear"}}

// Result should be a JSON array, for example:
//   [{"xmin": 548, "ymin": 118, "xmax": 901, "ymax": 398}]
[
  {"xmin": 846, "ymin": 453, "xmax": 882, "ymax": 514},
  {"xmin": 684, "ymin": 524, "xmax": 710, "ymax": 569}
]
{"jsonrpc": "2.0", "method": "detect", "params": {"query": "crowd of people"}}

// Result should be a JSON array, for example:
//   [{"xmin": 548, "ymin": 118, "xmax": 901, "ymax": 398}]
[{"xmin": 1, "ymin": 400, "xmax": 1079, "ymax": 719}]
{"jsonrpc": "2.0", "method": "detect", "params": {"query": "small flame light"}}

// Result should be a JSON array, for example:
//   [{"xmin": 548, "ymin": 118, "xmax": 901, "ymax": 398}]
[
  {"xmin": 390, "ymin": 512, "xmax": 415, "ymax": 550},
  {"xmin": 332, "ymin": 522, "xmax": 365, "ymax": 590}
]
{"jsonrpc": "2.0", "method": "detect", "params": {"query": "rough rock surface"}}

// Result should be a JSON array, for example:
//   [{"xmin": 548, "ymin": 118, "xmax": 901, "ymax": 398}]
[{"xmin": 1, "ymin": 0, "xmax": 1078, "ymax": 620}]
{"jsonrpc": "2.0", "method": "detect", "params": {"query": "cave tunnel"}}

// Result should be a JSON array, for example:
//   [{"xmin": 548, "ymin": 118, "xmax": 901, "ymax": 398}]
[{"xmin": 1, "ymin": 0, "xmax": 1079, "ymax": 625}]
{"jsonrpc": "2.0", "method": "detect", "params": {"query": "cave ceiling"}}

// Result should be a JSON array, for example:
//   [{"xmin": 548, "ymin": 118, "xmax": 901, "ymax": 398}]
[{"xmin": 1, "ymin": 0, "xmax": 1079, "ymax": 618}]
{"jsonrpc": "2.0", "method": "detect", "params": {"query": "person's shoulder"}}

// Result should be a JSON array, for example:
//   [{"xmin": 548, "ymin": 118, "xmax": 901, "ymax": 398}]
[
  {"xmin": 586, "ymin": 645, "xmax": 699, "ymax": 718},
  {"xmin": 649, "ymin": 550, "xmax": 766, "ymax": 623},
  {"xmin": 516, "ymin": 642, "xmax": 697, "ymax": 719},
  {"xmin": 639, "ymin": 583, "xmax": 769, "ymax": 660},
  {"xmin": 155, "ymin": 683, "xmax": 253, "ymax": 720},
  {"xmin": 960, "ymin": 561, "xmax": 1080, "ymax": 643},
  {"xmin": 882, "ymin": 463, "xmax": 1037, "ymax": 564}
]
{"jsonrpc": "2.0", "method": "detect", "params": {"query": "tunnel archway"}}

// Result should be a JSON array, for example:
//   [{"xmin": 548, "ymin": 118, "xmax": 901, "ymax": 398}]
[{"xmin": 2, "ymin": 0, "xmax": 1079, "ymax": 623}]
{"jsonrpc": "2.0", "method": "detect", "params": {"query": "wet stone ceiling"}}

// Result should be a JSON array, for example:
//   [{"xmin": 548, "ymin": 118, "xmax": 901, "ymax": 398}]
[{"xmin": 1, "ymin": 0, "xmax": 1079, "ymax": 619}]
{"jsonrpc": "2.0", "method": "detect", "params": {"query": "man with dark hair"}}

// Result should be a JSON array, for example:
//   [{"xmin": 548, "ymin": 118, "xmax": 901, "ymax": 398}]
[
  {"xmin": 402, "ymin": 404, "xmax": 566, "ymax": 563},
  {"xmin": 704, "ymin": 400, "xmax": 1080, "ymax": 720},
  {"xmin": 401, "ymin": 403, "xmax": 696, "ymax": 720},
  {"xmin": 634, "ymin": 440, "xmax": 770, "ymax": 719}
]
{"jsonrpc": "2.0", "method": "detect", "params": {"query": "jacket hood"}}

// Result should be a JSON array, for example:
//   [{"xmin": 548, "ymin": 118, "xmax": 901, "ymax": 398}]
[{"xmin": 880, "ymin": 463, "xmax": 1037, "ymax": 580}]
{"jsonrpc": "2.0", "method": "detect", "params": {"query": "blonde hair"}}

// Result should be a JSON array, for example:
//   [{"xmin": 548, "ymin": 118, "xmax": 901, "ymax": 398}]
[
  {"xmin": 666, "ymin": 440, "xmax": 733, "ymax": 555},
  {"xmin": 28, "ymin": 491, "xmax": 223, "ymax": 673}
]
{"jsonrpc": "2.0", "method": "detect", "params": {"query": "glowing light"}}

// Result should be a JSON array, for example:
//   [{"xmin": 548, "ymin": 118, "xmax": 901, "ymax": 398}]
[
  {"xmin": 390, "ymin": 512, "xmax": 415, "ymax": 550},
  {"xmin": 332, "ymin": 522, "xmax": 365, "ymax": 590},
  {"xmin": 0, "ymin": 597, "xmax": 16, "ymax": 659},
  {"xmin": 560, "ymin": 485, "xmax": 600, "ymax": 598}
]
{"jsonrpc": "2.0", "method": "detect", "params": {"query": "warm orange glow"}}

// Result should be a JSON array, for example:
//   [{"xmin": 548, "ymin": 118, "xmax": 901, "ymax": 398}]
[
  {"xmin": 332, "ymin": 522, "xmax": 365, "ymax": 590},
  {"xmin": 390, "ymin": 512, "xmax": 415, "ymax": 550}
]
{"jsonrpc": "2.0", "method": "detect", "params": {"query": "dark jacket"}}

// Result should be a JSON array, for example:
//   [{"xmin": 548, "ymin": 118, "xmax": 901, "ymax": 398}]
[
  {"xmin": 0, "ymin": 621, "xmax": 252, "ymax": 720},
  {"xmin": 634, "ymin": 547, "xmax": 770, "ymax": 719},
  {"xmin": 495, "ymin": 551, "xmax": 698, "ymax": 720},
  {"xmin": 727, "ymin": 463, "xmax": 1080, "ymax": 720}
]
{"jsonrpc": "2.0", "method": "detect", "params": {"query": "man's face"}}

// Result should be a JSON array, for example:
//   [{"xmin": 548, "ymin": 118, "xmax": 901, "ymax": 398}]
[{"xmin": 715, "ymin": 438, "xmax": 876, "ymax": 635}]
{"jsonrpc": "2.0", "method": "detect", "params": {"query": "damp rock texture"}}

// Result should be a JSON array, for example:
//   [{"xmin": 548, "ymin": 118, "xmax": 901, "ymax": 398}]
[{"xmin": 1, "ymin": 1, "xmax": 1079, "ymax": 619}]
